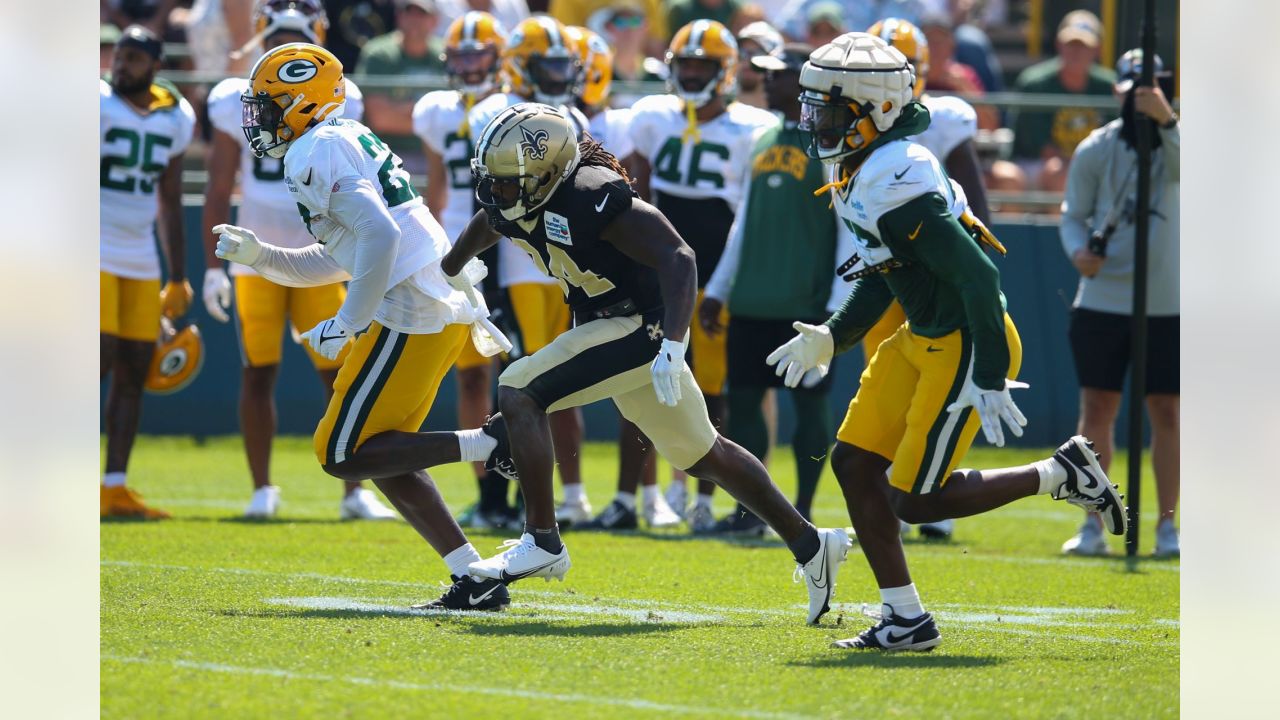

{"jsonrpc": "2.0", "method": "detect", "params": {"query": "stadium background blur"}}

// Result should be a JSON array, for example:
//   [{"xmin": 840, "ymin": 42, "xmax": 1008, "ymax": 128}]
[{"xmin": 98, "ymin": 0, "xmax": 1179, "ymax": 447}]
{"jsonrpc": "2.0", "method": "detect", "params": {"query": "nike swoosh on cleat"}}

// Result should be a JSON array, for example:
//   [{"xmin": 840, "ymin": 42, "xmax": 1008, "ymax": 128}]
[
  {"xmin": 499, "ymin": 557, "xmax": 562, "ymax": 582},
  {"xmin": 809, "ymin": 547, "xmax": 828, "ymax": 589},
  {"xmin": 469, "ymin": 585, "xmax": 501, "ymax": 606},
  {"xmin": 883, "ymin": 621, "xmax": 929, "ymax": 644}
]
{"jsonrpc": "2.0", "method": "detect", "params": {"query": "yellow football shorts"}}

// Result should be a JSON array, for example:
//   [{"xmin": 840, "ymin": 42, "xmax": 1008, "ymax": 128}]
[
  {"xmin": 837, "ymin": 314, "xmax": 1023, "ymax": 495},
  {"xmin": 453, "ymin": 333, "xmax": 491, "ymax": 371},
  {"xmin": 862, "ymin": 300, "xmax": 907, "ymax": 368},
  {"xmin": 690, "ymin": 289, "xmax": 728, "ymax": 395},
  {"xmin": 509, "ymin": 282, "xmax": 571, "ymax": 354},
  {"xmin": 234, "ymin": 275, "xmax": 348, "ymax": 370},
  {"xmin": 100, "ymin": 271, "xmax": 160, "ymax": 342},
  {"xmin": 314, "ymin": 322, "xmax": 469, "ymax": 465}
]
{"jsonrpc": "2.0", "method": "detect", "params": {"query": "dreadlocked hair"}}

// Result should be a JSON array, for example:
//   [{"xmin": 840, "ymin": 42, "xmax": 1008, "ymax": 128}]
[{"xmin": 577, "ymin": 134, "xmax": 633, "ymax": 185}]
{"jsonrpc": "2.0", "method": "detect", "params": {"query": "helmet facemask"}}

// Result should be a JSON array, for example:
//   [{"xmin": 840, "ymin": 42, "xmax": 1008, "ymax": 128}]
[
  {"xmin": 798, "ymin": 90, "xmax": 878, "ymax": 165},
  {"xmin": 527, "ymin": 54, "xmax": 580, "ymax": 106},
  {"xmin": 669, "ymin": 56, "xmax": 724, "ymax": 108},
  {"xmin": 241, "ymin": 90, "xmax": 303, "ymax": 158},
  {"xmin": 446, "ymin": 45, "xmax": 499, "ymax": 98}
]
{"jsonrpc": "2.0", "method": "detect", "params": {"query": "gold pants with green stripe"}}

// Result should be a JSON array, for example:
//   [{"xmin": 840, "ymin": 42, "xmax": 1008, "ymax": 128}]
[
  {"xmin": 313, "ymin": 322, "xmax": 469, "ymax": 466},
  {"xmin": 836, "ymin": 314, "xmax": 1022, "ymax": 494}
]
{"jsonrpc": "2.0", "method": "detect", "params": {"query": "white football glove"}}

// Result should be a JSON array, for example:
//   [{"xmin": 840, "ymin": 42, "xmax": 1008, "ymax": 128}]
[
  {"xmin": 202, "ymin": 268, "xmax": 231, "ymax": 323},
  {"xmin": 300, "ymin": 316, "xmax": 356, "ymax": 361},
  {"xmin": 212, "ymin": 224, "xmax": 263, "ymax": 266},
  {"xmin": 765, "ymin": 322, "xmax": 834, "ymax": 389},
  {"xmin": 650, "ymin": 337, "xmax": 687, "ymax": 407},
  {"xmin": 946, "ymin": 378, "xmax": 1030, "ymax": 448},
  {"xmin": 445, "ymin": 257, "xmax": 488, "ymax": 309}
]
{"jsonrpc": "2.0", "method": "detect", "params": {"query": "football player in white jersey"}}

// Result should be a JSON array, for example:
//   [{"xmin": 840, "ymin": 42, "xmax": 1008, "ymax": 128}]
[
  {"xmin": 466, "ymin": 15, "xmax": 591, "ymax": 529},
  {"xmin": 100, "ymin": 27, "xmax": 196, "ymax": 520},
  {"xmin": 411, "ymin": 10, "xmax": 508, "ymax": 528},
  {"xmin": 626, "ymin": 20, "xmax": 779, "ymax": 535},
  {"xmin": 214, "ymin": 43, "xmax": 515, "ymax": 610},
  {"xmin": 769, "ymin": 33, "xmax": 1126, "ymax": 650},
  {"xmin": 202, "ymin": 0, "xmax": 393, "ymax": 521}
]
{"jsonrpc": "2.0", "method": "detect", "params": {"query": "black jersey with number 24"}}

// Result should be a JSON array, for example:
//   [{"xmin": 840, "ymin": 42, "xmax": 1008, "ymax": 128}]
[{"xmin": 491, "ymin": 164, "xmax": 662, "ymax": 316}]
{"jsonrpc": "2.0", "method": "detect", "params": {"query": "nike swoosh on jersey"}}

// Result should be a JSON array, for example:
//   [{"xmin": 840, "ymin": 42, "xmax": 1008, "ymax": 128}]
[
  {"xmin": 469, "ymin": 585, "xmax": 501, "ymax": 606},
  {"xmin": 302, "ymin": 168, "xmax": 314, "ymax": 186},
  {"xmin": 894, "ymin": 167, "xmax": 910, "ymax": 180},
  {"xmin": 594, "ymin": 195, "xmax": 609, "ymax": 212},
  {"xmin": 908, "ymin": 221, "xmax": 923, "ymax": 240}
]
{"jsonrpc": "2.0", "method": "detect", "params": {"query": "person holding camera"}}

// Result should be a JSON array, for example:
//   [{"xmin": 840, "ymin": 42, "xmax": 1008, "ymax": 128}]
[{"xmin": 1060, "ymin": 49, "xmax": 1180, "ymax": 558}]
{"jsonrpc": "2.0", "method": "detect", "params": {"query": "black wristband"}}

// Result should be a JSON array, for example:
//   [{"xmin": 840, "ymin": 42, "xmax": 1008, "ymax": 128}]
[{"xmin": 1160, "ymin": 113, "xmax": 1179, "ymax": 130}]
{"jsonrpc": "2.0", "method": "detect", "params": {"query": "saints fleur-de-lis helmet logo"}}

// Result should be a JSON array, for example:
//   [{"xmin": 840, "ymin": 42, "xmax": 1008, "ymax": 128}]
[{"xmin": 519, "ymin": 124, "xmax": 550, "ymax": 160}]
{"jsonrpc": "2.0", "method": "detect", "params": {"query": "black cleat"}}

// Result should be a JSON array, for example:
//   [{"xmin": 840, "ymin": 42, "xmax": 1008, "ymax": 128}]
[
  {"xmin": 412, "ymin": 575, "xmax": 510, "ymax": 612},
  {"xmin": 698, "ymin": 509, "xmax": 766, "ymax": 537},
  {"xmin": 831, "ymin": 605, "xmax": 942, "ymax": 651},
  {"xmin": 1051, "ymin": 435, "xmax": 1127, "ymax": 536},
  {"xmin": 482, "ymin": 413, "xmax": 518, "ymax": 481},
  {"xmin": 578, "ymin": 500, "xmax": 638, "ymax": 530}
]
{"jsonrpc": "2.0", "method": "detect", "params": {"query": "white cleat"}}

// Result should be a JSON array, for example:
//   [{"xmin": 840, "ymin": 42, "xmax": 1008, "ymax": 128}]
[
  {"xmin": 644, "ymin": 492, "xmax": 682, "ymax": 528},
  {"xmin": 469, "ymin": 533, "xmax": 571, "ymax": 584},
  {"xmin": 794, "ymin": 528, "xmax": 852, "ymax": 624},
  {"xmin": 1050, "ymin": 436, "xmax": 1127, "ymax": 535},
  {"xmin": 1061, "ymin": 516, "xmax": 1110, "ymax": 556},
  {"xmin": 244, "ymin": 485, "xmax": 280, "ymax": 519},
  {"xmin": 340, "ymin": 488, "xmax": 399, "ymax": 521},
  {"xmin": 687, "ymin": 502, "xmax": 716, "ymax": 533},
  {"xmin": 663, "ymin": 482, "xmax": 688, "ymax": 521},
  {"xmin": 554, "ymin": 497, "xmax": 594, "ymax": 527},
  {"xmin": 1154, "ymin": 518, "xmax": 1180, "ymax": 558},
  {"xmin": 918, "ymin": 518, "xmax": 955, "ymax": 539}
]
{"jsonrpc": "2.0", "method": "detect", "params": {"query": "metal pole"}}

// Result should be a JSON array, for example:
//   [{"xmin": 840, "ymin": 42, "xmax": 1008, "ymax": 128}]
[{"xmin": 1125, "ymin": 0, "xmax": 1158, "ymax": 557}]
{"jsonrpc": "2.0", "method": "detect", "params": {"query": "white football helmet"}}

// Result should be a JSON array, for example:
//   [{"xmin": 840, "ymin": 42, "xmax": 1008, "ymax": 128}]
[{"xmin": 798, "ymin": 33, "xmax": 915, "ymax": 164}]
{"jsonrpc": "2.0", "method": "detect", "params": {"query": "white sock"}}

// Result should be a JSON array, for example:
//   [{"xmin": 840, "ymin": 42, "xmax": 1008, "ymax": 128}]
[
  {"xmin": 564, "ymin": 483, "xmax": 585, "ymax": 504},
  {"xmin": 641, "ymin": 484, "xmax": 659, "ymax": 504},
  {"xmin": 1034, "ymin": 457, "xmax": 1067, "ymax": 495},
  {"xmin": 614, "ymin": 491, "xmax": 637, "ymax": 511},
  {"xmin": 880, "ymin": 583, "xmax": 924, "ymax": 619},
  {"xmin": 443, "ymin": 543, "xmax": 482, "ymax": 579},
  {"xmin": 103, "ymin": 472, "xmax": 126, "ymax": 488},
  {"xmin": 456, "ymin": 428, "xmax": 497, "ymax": 463},
  {"xmin": 695, "ymin": 493, "xmax": 714, "ymax": 509}
]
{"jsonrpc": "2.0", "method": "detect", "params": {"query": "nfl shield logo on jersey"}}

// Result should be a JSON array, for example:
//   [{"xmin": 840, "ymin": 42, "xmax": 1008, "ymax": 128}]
[{"xmin": 545, "ymin": 212, "xmax": 573, "ymax": 245}]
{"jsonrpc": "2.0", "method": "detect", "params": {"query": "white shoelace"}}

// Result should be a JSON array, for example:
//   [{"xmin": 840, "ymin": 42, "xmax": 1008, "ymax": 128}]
[{"xmin": 493, "ymin": 538, "xmax": 535, "ymax": 558}]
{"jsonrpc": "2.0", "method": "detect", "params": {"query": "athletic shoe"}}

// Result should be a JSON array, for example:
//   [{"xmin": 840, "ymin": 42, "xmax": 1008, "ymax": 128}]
[
  {"xmin": 918, "ymin": 518, "xmax": 955, "ymax": 539},
  {"xmin": 554, "ymin": 496, "xmax": 594, "ymax": 527},
  {"xmin": 643, "ymin": 493, "xmax": 682, "ymax": 528},
  {"xmin": 687, "ymin": 502, "xmax": 716, "ymax": 534},
  {"xmin": 1050, "ymin": 436, "xmax": 1127, "ymax": 535},
  {"xmin": 579, "ymin": 500, "xmax": 638, "ymax": 530},
  {"xmin": 340, "ymin": 488, "xmax": 398, "ymax": 520},
  {"xmin": 1061, "ymin": 516, "xmax": 1109, "ymax": 556},
  {"xmin": 244, "ymin": 485, "xmax": 280, "ymax": 519},
  {"xmin": 100, "ymin": 485, "xmax": 170, "ymax": 520},
  {"xmin": 412, "ymin": 575, "xmax": 510, "ymax": 612},
  {"xmin": 793, "ymin": 527, "xmax": 851, "ymax": 624},
  {"xmin": 469, "ymin": 533, "xmax": 571, "ymax": 583},
  {"xmin": 664, "ymin": 482, "xmax": 689, "ymax": 520},
  {"xmin": 1154, "ymin": 518, "xmax": 1180, "ymax": 558},
  {"xmin": 831, "ymin": 604, "xmax": 942, "ymax": 651},
  {"xmin": 700, "ymin": 509, "xmax": 766, "ymax": 537},
  {"xmin": 482, "ymin": 413, "xmax": 518, "ymax": 481}
]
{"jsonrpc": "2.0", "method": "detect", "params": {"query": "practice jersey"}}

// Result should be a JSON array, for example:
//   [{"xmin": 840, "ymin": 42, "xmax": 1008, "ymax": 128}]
[
  {"xmin": 587, "ymin": 107, "xmax": 635, "ymax": 161},
  {"xmin": 468, "ymin": 92, "xmax": 590, "ymax": 288},
  {"xmin": 283, "ymin": 116, "xmax": 481, "ymax": 333},
  {"xmin": 914, "ymin": 94, "xmax": 978, "ymax": 163},
  {"xmin": 411, "ymin": 89, "xmax": 483, "ymax": 244},
  {"xmin": 488, "ymin": 164, "xmax": 661, "ymax": 316},
  {"xmin": 208, "ymin": 76, "xmax": 364, "ymax": 275},
  {"xmin": 628, "ymin": 94, "xmax": 778, "ymax": 283},
  {"xmin": 100, "ymin": 78, "xmax": 196, "ymax": 279}
]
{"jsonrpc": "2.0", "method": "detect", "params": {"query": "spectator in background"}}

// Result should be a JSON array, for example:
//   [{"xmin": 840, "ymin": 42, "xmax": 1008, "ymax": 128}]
[
  {"xmin": 436, "ymin": 0, "xmax": 528, "ymax": 40},
  {"xmin": 1058, "ymin": 49, "xmax": 1180, "ymax": 558},
  {"xmin": 101, "ymin": 23, "xmax": 122, "ymax": 72},
  {"xmin": 181, "ymin": 0, "xmax": 255, "ymax": 75},
  {"xmin": 1011, "ymin": 10, "xmax": 1115, "ymax": 194},
  {"xmin": 804, "ymin": 2, "xmax": 844, "ymax": 46},
  {"xmin": 943, "ymin": 0, "xmax": 1004, "ymax": 96},
  {"xmin": 668, "ymin": 0, "xmax": 743, "ymax": 42},
  {"xmin": 735, "ymin": 21, "xmax": 784, "ymax": 109},
  {"xmin": 590, "ymin": 1, "xmax": 666, "ymax": 108},
  {"xmin": 916, "ymin": 12, "xmax": 997, "ymax": 130},
  {"xmin": 102, "ymin": 0, "xmax": 178, "ymax": 35},
  {"xmin": 774, "ymin": 0, "xmax": 923, "ymax": 42},
  {"xmin": 356, "ymin": 0, "xmax": 446, "ymax": 175},
  {"xmin": 322, "ymin": 0, "xmax": 398, "ymax": 69},
  {"xmin": 554, "ymin": 0, "xmax": 669, "ymax": 58}
]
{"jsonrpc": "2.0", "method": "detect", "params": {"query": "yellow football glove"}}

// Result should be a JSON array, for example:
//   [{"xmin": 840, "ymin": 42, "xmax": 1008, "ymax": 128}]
[{"xmin": 159, "ymin": 280, "xmax": 193, "ymax": 320}]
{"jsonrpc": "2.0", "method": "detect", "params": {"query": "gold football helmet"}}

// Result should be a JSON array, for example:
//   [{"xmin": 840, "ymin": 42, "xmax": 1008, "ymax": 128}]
[
  {"xmin": 472, "ymin": 103, "xmax": 581, "ymax": 222},
  {"xmin": 868, "ymin": 18, "xmax": 929, "ymax": 98},
  {"xmin": 145, "ymin": 318, "xmax": 204, "ymax": 395},
  {"xmin": 564, "ymin": 26, "xmax": 613, "ymax": 109},
  {"xmin": 241, "ymin": 42, "xmax": 345, "ymax": 158},
  {"xmin": 444, "ymin": 11, "xmax": 507, "ymax": 98},
  {"xmin": 666, "ymin": 20, "xmax": 738, "ymax": 108},
  {"xmin": 255, "ymin": 0, "xmax": 328, "ymax": 44},
  {"xmin": 502, "ymin": 16, "xmax": 581, "ymax": 106}
]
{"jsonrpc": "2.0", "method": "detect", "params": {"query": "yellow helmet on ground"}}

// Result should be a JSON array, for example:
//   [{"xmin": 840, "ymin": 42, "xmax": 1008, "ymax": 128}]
[
  {"xmin": 241, "ymin": 42, "xmax": 345, "ymax": 158},
  {"xmin": 254, "ymin": 0, "xmax": 328, "ymax": 45},
  {"xmin": 472, "ymin": 103, "xmax": 581, "ymax": 223},
  {"xmin": 868, "ymin": 18, "xmax": 929, "ymax": 98},
  {"xmin": 564, "ymin": 26, "xmax": 613, "ymax": 109},
  {"xmin": 444, "ymin": 11, "xmax": 507, "ymax": 97},
  {"xmin": 145, "ymin": 318, "xmax": 204, "ymax": 395},
  {"xmin": 503, "ymin": 16, "xmax": 581, "ymax": 106},
  {"xmin": 666, "ymin": 20, "xmax": 738, "ymax": 108}
]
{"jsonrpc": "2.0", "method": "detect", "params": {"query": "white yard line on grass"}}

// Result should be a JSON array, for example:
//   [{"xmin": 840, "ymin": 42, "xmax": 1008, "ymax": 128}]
[
  {"xmin": 100, "ymin": 654, "xmax": 816, "ymax": 720},
  {"xmin": 264, "ymin": 595, "xmax": 725, "ymax": 624}
]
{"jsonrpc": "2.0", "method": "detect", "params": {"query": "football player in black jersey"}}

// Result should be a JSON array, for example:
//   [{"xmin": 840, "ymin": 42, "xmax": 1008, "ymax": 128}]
[{"xmin": 441, "ymin": 104, "xmax": 851, "ymax": 625}]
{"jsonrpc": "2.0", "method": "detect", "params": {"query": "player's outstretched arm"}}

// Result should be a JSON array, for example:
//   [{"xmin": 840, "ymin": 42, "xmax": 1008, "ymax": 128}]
[
  {"xmin": 441, "ymin": 210, "xmax": 502, "ymax": 277},
  {"xmin": 600, "ymin": 199, "xmax": 697, "ymax": 344}
]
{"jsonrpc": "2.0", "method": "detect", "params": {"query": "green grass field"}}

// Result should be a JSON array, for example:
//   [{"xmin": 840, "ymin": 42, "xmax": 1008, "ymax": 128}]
[{"xmin": 102, "ymin": 436, "xmax": 1178, "ymax": 719}]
